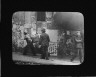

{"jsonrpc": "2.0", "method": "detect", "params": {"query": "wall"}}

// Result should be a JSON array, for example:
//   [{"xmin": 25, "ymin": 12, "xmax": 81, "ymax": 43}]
[
  {"xmin": 46, "ymin": 29, "xmax": 58, "ymax": 42},
  {"xmin": 25, "ymin": 12, "xmax": 31, "ymax": 24},
  {"xmin": 24, "ymin": 12, "xmax": 36, "ymax": 36}
]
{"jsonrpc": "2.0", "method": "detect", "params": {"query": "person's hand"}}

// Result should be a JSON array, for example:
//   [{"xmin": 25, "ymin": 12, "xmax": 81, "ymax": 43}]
[
  {"xmin": 39, "ymin": 45, "xmax": 41, "ymax": 48},
  {"xmin": 33, "ymin": 43, "xmax": 35, "ymax": 46}
]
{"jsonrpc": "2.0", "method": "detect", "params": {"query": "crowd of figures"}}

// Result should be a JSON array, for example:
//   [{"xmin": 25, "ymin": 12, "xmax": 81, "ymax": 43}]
[
  {"xmin": 12, "ymin": 22, "xmax": 84, "ymax": 63},
  {"xmin": 12, "ymin": 22, "xmax": 50, "ymax": 60},
  {"xmin": 57, "ymin": 30, "xmax": 84, "ymax": 63}
]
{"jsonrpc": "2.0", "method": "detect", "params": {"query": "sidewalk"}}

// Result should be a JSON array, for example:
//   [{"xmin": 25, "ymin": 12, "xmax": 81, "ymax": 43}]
[{"xmin": 12, "ymin": 52, "xmax": 80, "ymax": 65}]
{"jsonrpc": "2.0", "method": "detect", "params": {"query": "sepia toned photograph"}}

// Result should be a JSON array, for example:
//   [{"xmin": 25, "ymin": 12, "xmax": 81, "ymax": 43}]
[{"xmin": 12, "ymin": 12, "xmax": 84, "ymax": 65}]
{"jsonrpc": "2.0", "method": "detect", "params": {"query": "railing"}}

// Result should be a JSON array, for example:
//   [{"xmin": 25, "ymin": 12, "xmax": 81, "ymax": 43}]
[{"xmin": 48, "ymin": 42, "xmax": 58, "ymax": 56}]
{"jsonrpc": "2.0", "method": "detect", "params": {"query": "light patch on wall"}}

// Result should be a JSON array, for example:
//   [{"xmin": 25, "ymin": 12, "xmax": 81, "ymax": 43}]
[{"xmin": 46, "ymin": 29, "xmax": 58, "ymax": 42}]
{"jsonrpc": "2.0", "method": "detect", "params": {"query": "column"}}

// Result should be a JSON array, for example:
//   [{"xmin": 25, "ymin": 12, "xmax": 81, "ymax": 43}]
[{"xmin": 25, "ymin": 12, "xmax": 31, "ymax": 24}]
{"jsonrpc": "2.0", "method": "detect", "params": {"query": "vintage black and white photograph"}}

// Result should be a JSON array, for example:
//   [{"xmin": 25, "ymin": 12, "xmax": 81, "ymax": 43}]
[{"xmin": 12, "ymin": 12, "xmax": 84, "ymax": 65}]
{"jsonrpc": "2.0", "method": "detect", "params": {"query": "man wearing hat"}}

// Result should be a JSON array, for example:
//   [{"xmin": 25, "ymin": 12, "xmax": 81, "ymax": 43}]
[{"xmin": 39, "ymin": 28, "xmax": 50, "ymax": 60}]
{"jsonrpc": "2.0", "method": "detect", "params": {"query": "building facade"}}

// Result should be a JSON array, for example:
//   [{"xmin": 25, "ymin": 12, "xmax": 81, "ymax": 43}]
[{"xmin": 12, "ymin": 12, "xmax": 58, "ymax": 56}]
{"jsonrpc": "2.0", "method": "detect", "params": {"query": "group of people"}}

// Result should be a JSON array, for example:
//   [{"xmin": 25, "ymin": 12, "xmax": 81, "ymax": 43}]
[
  {"xmin": 57, "ymin": 31, "xmax": 84, "ymax": 63},
  {"xmin": 12, "ymin": 22, "xmax": 51, "ymax": 60},
  {"xmin": 12, "ymin": 22, "xmax": 84, "ymax": 63},
  {"xmin": 65, "ymin": 32, "xmax": 84, "ymax": 63},
  {"xmin": 23, "ymin": 28, "xmax": 50, "ymax": 60}
]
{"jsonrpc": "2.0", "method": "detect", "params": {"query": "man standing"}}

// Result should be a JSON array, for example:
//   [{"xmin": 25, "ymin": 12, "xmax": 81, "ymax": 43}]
[
  {"xmin": 71, "ymin": 33, "xmax": 83, "ymax": 63},
  {"xmin": 39, "ymin": 28, "xmax": 50, "ymax": 60}
]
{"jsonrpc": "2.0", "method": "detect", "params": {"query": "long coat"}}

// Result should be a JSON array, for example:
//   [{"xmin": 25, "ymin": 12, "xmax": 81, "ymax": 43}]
[{"xmin": 39, "ymin": 33, "xmax": 50, "ymax": 47}]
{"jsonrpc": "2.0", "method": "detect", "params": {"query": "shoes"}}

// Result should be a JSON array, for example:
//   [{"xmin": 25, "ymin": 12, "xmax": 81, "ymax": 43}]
[
  {"xmin": 46, "ymin": 59, "xmax": 49, "ymax": 60},
  {"xmin": 23, "ymin": 54, "xmax": 27, "ymax": 55},
  {"xmin": 32, "ymin": 53, "xmax": 36, "ymax": 56},
  {"xmin": 45, "ymin": 58, "xmax": 49, "ymax": 60},
  {"xmin": 70, "ymin": 59, "xmax": 74, "ymax": 62},
  {"xmin": 33, "ymin": 54, "xmax": 36, "ymax": 56},
  {"xmin": 40, "ymin": 57, "xmax": 45, "ymax": 59}
]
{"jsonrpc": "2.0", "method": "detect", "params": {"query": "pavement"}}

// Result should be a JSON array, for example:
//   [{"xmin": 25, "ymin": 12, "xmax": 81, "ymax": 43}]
[{"xmin": 12, "ymin": 52, "xmax": 80, "ymax": 65}]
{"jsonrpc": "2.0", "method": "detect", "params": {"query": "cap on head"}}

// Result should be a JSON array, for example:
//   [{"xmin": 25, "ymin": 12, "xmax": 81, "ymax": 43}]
[{"xmin": 41, "ymin": 28, "xmax": 46, "ymax": 33}]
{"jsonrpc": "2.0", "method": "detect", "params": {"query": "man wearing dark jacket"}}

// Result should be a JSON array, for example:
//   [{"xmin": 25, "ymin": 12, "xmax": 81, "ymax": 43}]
[{"xmin": 39, "ymin": 28, "xmax": 50, "ymax": 60}]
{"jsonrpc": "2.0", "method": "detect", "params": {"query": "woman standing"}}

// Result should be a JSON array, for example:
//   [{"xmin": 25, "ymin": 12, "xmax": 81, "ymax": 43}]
[{"xmin": 23, "ymin": 32, "xmax": 31, "ymax": 55}]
